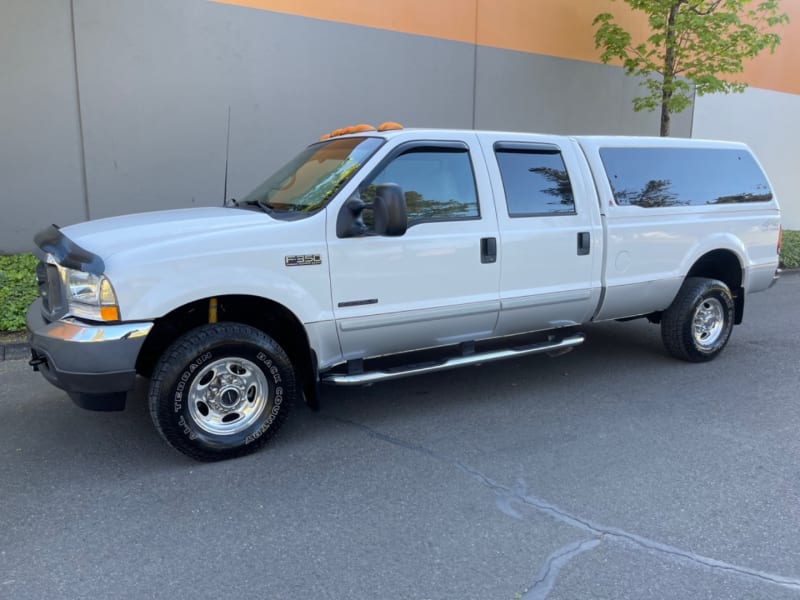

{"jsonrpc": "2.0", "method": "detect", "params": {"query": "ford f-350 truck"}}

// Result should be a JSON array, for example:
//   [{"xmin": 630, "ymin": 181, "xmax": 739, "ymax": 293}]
[{"xmin": 27, "ymin": 124, "xmax": 782, "ymax": 460}]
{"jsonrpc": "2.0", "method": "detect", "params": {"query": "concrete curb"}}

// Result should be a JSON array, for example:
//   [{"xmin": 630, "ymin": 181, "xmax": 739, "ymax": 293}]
[{"xmin": 1, "ymin": 342, "xmax": 30, "ymax": 362}]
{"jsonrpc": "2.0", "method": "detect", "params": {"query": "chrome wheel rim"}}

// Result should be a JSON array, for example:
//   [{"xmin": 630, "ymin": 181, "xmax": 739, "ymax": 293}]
[
  {"xmin": 693, "ymin": 297, "xmax": 725, "ymax": 349},
  {"xmin": 188, "ymin": 357, "xmax": 271, "ymax": 436}
]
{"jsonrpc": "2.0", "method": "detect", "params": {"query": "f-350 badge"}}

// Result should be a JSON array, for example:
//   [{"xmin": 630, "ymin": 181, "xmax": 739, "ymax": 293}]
[{"xmin": 285, "ymin": 254, "xmax": 322, "ymax": 267}]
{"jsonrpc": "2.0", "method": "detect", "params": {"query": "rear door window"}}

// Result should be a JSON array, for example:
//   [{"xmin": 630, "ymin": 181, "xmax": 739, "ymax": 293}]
[{"xmin": 495, "ymin": 148, "xmax": 576, "ymax": 217}]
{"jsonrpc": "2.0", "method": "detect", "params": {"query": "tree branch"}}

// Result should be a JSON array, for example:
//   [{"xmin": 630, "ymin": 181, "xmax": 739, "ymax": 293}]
[
  {"xmin": 672, "ymin": 27, "xmax": 693, "ymax": 74},
  {"xmin": 690, "ymin": 0, "xmax": 723, "ymax": 17}
]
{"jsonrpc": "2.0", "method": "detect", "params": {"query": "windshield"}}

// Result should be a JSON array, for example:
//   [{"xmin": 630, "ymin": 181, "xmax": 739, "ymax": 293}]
[{"xmin": 240, "ymin": 136, "xmax": 384, "ymax": 217}]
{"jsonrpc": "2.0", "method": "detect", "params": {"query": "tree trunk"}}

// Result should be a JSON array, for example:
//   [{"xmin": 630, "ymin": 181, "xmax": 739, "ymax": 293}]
[
  {"xmin": 660, "ymin": 3, "xmax": 680, "ymax": 137},
  {"xmin": 660, "ymin": 88, "xmax": 672, "ymax": 137}
]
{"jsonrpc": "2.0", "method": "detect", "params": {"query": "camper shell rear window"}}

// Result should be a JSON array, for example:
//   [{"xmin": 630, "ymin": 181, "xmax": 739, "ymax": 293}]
[{"xmin": 600, "ymin": 147, "xmax": 773, "ymax": 208}]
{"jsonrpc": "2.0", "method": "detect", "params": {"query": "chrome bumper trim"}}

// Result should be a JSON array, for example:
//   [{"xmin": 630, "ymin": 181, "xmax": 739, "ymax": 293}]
[{"xmin": 39, "ymin": 318, "xmax": 153, "ymax": 343}]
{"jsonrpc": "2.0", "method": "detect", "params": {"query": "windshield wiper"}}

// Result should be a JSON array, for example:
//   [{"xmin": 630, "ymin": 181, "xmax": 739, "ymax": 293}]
[{"xmin": 244, "ymin": 199, "xmax": 276, "ymax": 215}]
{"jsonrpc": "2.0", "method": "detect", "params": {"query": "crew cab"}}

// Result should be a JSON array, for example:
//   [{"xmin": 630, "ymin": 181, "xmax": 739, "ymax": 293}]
[{"xmin": 27, "ymin": 124, "xmax": 782, "ymax": 461}]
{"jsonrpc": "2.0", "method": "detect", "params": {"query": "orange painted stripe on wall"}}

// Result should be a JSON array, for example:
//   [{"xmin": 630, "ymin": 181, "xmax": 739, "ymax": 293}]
[
  {"xmin": 476, "ymin": 0, "xmax": 649, "ymax": 65},
  {"xmin": 739, "ymin": 2, "xmax": 800, "ymax": 95},
  {"xmin": 211, "ymin": 0, "xmax": 800, "ymax": 96}
]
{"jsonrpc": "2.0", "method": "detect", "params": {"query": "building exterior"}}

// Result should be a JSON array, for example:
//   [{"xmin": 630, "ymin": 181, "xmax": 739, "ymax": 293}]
[{"xmin": 1, "ymin": 0, "xmax": 797, "ymax": 253}]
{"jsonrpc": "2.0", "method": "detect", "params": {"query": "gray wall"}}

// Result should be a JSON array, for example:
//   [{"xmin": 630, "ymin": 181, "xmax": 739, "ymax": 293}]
[
  {"xmin": 693, "ymin": 88, "xmax": 800, "ymax": 229},
  {"xmin": 0, "ymin": 0, "xmax": 690, "ymax": 253},
  {"xmin": 475, "ymin": 47, "xmax": 693, "ymax": 136},
  {"xmin": 0, "ymin": 0, "xmax": 88, "ymax": 252}
]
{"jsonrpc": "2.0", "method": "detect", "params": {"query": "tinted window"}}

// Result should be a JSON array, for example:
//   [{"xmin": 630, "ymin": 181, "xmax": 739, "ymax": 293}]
[
  {"xmin": 363, "ymin": 149, "xmax": 479, "ymax": 224},
  {"xmin": 600, "ymin": 147, "xmax": 772, "ymax": 208},
  {"xmin": 495, "ymin": 150, "xmax": 575, "ymax": 216}
]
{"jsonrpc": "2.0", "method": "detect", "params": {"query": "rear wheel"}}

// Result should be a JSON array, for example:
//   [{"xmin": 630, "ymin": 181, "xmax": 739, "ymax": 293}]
[
  {"xmin": 148, "ymin": 323, "xmax": 295, "ymax": 461},
  {"xmin": 661, "ymin": 277, "xmax": 734, "ymax": 362}
]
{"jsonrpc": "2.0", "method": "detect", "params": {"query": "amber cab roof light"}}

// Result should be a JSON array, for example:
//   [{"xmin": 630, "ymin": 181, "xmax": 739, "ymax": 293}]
[{"xmin": 319, "ymin": 121, "xmax": 403, "ymax": 141}]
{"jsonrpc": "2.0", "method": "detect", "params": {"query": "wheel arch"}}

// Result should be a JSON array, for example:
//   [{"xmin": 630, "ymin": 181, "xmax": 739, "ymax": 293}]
[
  {"xmin": 136, "ymin": 294, "xmax": 320, "ymax": 409},
  {"xmin": 685, "ymin": 249, "xmax": 745, "ymax": 324}
]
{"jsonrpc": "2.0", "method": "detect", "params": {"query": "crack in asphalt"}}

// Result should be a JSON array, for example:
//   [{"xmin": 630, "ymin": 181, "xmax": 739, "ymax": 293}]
[
  {"xmin": 327, "ymin": 415, "xmax": 800, "ymax": 594},
  {"xmin": 523, "ymin": 538, "xmax": 602, "ymax": 600}
]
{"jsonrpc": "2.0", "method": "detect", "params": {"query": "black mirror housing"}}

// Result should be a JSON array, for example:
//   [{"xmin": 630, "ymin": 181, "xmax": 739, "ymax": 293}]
[
  {"xmin": 336, "ymin": 197, "xmax": 368, "ymax": 238},
  {"xmin": 336, "ymin": 183, "xmax": 407, "ymax": 238},
  {"xmin": 373, "ymin": 183, "xmax": 407, "ymax": 236}
]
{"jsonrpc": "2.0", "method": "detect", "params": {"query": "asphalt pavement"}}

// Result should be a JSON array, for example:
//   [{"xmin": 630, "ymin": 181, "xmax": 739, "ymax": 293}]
[{"xmin": 1, "ymin": 273, "xmax": 799, "ymax": 599}]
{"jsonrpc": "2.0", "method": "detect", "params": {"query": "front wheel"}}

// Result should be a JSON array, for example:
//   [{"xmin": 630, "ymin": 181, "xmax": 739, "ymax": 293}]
[
  {"xmin": 660, "ymin": 277, "xmax": 734, "ymax": 362},
  {"xmin": 148, "ymin": 323, "xmax": 295, "ymax": 461}
]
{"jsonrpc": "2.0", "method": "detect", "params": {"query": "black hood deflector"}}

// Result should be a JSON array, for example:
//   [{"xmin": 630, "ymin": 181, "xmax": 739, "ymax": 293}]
[{"xmin": 34, "ymin": 225, "xmax": 105, "ymax": 275}]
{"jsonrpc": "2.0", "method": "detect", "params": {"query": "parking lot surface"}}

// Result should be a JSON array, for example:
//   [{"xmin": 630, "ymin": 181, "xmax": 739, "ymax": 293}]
[{"xmin": 1, "ymin": 273, "xmax": 799, "ymax": 599}]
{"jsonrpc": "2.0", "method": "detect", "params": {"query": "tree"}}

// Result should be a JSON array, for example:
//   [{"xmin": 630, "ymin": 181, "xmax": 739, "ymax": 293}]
[
  {"xmin": 615, "ymin": 178, "xmax": 683, "ymax": 207},
  {"xmin": 530, "ymin": 166, "xmax": 575, "ymax": 206},
  {"xmin": 593, "ymin": 1, "xmax": 789, "ymax": 136}
]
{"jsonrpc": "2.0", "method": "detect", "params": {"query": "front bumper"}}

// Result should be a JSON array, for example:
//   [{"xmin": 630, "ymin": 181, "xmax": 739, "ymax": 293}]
[{"xmin": 26, "ymin": 299, "xmax": 153, "ymax": 411}]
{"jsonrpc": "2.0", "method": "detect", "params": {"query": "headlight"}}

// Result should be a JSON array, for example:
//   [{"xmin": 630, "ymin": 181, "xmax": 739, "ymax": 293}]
[{"xmin": 59, "ymin": 266, "xmax": 120, "ymax": 321}]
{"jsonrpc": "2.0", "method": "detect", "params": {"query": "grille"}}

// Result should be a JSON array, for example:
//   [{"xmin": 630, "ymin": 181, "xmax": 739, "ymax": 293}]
[{"xmin": 36, "ymin": 261, "xmax": 66, "ymax": 322}]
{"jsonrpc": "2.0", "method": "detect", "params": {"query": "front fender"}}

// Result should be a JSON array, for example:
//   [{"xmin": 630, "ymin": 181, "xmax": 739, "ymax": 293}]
[{"xmin": 108, "ymin": 259, "xmax": 332, "ymax": 325}]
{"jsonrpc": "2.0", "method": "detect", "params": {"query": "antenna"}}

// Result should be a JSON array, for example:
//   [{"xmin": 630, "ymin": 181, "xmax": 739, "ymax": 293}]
[{"xmin": 222, "ymin": 105, "xmax": 231, "ymax": 206}]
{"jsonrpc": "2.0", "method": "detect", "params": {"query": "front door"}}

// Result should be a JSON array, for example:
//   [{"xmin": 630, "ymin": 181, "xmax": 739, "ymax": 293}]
[{"xmin": 326, "ymin": 134, "xmax": 501, "ymax": 360}]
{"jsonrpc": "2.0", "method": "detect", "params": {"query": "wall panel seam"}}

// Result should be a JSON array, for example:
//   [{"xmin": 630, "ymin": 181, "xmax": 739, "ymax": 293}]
[{"xmin": 70, "ymin": 0, "xmax": 90, "ymax": 221}]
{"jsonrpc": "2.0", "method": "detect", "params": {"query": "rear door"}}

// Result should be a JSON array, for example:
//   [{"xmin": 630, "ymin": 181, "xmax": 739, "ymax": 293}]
[
  {"xmin": 478, "ymin": 134, "xmax": 603, "ymax": 336},
  {"xmin": 326, "ymin": 133, "xmax": 501, "ymax": 360}
]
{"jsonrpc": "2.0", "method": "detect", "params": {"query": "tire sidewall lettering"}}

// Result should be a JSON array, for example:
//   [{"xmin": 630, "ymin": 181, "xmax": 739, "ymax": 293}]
[
  {"xmin": 244, "ymin": 384, "xmax": 284, "ymax": 445},
  {"xmin": 170, "ymin": 345, "xmax": 286, "ymax": 445}
]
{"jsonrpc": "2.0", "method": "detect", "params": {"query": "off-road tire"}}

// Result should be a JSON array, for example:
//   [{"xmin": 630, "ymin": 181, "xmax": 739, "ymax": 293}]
[
  {"xmin": 661, "ymin": 277, "xmax": 734, "ymax": 362},
  {"xmin": 148, "ymin": 323, "xmax": 295, "ymax": 461}
]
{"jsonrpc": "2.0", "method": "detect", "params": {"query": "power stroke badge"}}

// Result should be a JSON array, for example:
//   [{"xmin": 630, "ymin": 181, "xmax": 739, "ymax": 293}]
[{"xmin": 285, "ymin": 254, "xmax": 322, "ymax": 267}]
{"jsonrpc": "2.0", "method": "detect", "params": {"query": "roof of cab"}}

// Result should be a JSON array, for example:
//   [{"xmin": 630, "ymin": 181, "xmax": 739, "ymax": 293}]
[{"xmin": 316, "ymin": 124, "xmax": 750, "ymax": 152}]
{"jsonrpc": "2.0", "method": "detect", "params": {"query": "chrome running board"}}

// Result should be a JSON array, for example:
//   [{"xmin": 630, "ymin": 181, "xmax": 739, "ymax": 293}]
[{"xmin": 321, "ymin": 333, "xmax": 585, "ymax": 386}]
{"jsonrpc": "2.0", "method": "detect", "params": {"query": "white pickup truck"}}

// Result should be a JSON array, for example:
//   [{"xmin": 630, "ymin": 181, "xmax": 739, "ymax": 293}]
[{"xmin": 27, "ymin": 124, "xmax": 782, "ymax": 461}]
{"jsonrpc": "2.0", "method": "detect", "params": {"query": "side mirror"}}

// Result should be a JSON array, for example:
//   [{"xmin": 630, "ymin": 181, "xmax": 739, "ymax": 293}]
[
  {"xmin": 336, "ymin": 197, "xmax": 368, "ymax": 238},
  {"xmin": 336, "ymin": 183, "xmax": 408, "ymax": 238},
  {"xmin": 372, "ymin": 184, "xmax": 407, "ymax": 237}
]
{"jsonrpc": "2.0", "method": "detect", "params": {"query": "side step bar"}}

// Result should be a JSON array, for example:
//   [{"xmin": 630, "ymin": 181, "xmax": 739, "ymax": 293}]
[{"xmin": 321, "ymin": 333, "xmax": 585, "ymax": 386}]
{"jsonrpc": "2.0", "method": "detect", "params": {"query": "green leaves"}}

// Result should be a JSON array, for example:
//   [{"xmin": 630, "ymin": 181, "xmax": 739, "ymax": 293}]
[
  {"xmin": 780, "ymin": 230, "xmax": 800, "ymax": 269},
  {"xmin": 593, "ymin": 13, "xmax": 635, "ymax": 64},
  {"xmin": 593, "ymin": 0, "xmax": 789, "ymax": 135},
  {"xmin": 0, "ymin": 254, "xmax": 38, "ymax": 331}
]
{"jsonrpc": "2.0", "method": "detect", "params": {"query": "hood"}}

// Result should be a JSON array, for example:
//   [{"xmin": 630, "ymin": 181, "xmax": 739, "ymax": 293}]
[{"xmin": 61, "ymin": 207, "xmax": 274, "ymax": 261}]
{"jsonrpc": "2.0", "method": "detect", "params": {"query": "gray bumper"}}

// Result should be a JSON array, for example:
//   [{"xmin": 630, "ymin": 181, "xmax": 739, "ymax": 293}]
[{"xmin": 26, "ymin": 299, "xmax": 153, "ymax": 411}]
